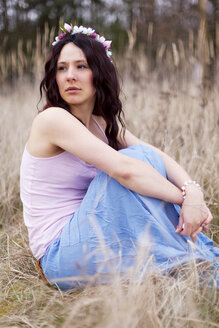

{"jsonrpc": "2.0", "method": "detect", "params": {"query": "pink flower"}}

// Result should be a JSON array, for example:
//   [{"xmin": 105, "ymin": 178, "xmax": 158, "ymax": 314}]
[
  {"xmin": 64, "ymin": 23, "xmax": 72, "ymax": 33},
  {"xmin": 58, "ymin": 33, "xmax": 67, "ymax": 40},
  {"xmin": 90, "ymin": 32, "xmax": 98, "ymax": 38},
  {"xmin": 103, "ymin": 40, "xmax": 112, "ymax": 50}
]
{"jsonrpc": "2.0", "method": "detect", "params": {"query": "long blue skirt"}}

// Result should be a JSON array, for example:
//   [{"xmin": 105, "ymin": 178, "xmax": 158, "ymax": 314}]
[{"xmin": 40, "ymin": 145, "xmax": 219, "ymax": 289}]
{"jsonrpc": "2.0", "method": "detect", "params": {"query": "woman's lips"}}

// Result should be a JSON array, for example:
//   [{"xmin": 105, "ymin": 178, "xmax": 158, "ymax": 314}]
[{"xmin": 66, "ymin": 87, "xmax": 81, "ymax": 93}]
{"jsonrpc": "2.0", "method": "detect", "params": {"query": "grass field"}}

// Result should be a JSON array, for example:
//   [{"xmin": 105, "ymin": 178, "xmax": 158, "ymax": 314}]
[{"xmin": 0, "ymin": 45, "xmax": 219, "ymax": 327}]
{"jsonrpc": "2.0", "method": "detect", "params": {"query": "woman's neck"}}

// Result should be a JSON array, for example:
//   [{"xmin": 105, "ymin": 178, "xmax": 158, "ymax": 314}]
[{"xmin": 70, "ymin": 105, "xmax": 94, "ymax": 128}]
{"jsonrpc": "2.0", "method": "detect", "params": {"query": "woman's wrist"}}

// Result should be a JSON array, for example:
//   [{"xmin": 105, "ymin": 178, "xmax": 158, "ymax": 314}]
[
  {"xmin": 181, "ymin": 180, "xmax": 203, "ymax": 201},
  {"xmin": 184, "ymin": 185, "xmax": 204, "ymax": 200}
]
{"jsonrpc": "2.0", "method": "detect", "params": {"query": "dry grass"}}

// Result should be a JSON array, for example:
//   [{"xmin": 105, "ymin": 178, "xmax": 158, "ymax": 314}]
[{"xmin": 0, "ymin": 38, "xmax": 219, "ymax": 327}]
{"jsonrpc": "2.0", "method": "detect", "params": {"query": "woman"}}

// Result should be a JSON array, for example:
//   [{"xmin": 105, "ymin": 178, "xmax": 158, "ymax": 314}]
[{"xmin": 20, "ymin": 24, "xmax": 218, "ymax": 289}]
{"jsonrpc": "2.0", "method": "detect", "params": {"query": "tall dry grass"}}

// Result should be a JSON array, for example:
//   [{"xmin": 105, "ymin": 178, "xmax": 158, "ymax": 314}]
[{"xmin": 0, "ymin": 25, "xmax": 219, "ymax": 327}]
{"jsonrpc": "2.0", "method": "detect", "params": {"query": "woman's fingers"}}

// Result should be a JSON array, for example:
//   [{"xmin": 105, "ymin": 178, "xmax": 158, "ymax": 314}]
[
  {"xmin": 191, "ymin": 226, "xmax": 203, "ymax": 242},
  {"xmin": 176, "ymin": 214, "xmax": 198, "ymax": 236},
  {"xmin": 176, "ymin": 205, "xmax": 213, "ymax": 238},
  {"xmin": 200, "ymin": 208, "xmax": 213, "ymax": 231},
  {"xmin": 175, "ymin": 212, "xmax": 184, "ymax": 233},
  {"xmin": 202, "ymin": 224, "xmax": 209, "ymax": 231},
  {"xmin": 205, "ymin": 208, "xmax": 213, "ymax": 224},
  {"xmin": 180, "ymin": 222, "xmax": 193, "ymax": 236}
]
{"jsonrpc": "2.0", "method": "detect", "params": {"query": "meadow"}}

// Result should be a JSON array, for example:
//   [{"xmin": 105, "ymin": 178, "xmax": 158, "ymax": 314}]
[{"xmin": 0, "ymin": 30, "xmax": 219, "ymax": 327}]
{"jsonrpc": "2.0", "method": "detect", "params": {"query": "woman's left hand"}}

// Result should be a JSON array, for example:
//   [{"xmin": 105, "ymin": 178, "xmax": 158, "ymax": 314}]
[{"xmin": 176, "ymin": 198, "xmax": 213, "ymax": 242}]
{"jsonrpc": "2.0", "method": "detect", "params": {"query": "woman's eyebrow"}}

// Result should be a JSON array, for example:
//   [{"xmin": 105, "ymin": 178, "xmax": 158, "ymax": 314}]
[{"xmin": 57, "ymin": 59, "xmax": 87, "ymax": 64}]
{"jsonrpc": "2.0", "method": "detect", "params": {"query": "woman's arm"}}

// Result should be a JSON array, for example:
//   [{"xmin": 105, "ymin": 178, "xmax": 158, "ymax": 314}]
[
  {"xmin": 118, "ymin": 128, "xmax": 213, "ymax": 240},
  {"xmin": 33, "ymin": 108, "xmax": 183, "ymax": 204},
  {"xmin": 32, "ymin": 108, "xmax": 212, "ymax": 241},
  {"xmin": 33, "ymin": 108, "xmax": 183, "ymax": 205},
  {"xmin": 118, "ymin": 129, "xmax": 197, "ymax": 190}
]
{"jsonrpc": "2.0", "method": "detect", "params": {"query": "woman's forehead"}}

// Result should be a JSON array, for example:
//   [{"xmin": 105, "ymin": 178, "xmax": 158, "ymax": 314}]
[{"xmin": 58, "ymin": 43, "xmax": 87, "ymax": 62}]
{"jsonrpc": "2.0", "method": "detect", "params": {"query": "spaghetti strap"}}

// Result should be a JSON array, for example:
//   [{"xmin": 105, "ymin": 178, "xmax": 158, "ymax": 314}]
[{"xmin": 92, "ymin": 116, "xmax": 108, "ymax": 144}]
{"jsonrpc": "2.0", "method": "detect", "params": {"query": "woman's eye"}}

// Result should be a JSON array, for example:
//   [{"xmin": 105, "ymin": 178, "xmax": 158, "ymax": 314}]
[
  {"xmin": 57, "ymin": 66, "xmax": 66, "ymax": 71},
  {"xmin": 78, "ymin": 65, "xmax": 87, "ymax": 69}
]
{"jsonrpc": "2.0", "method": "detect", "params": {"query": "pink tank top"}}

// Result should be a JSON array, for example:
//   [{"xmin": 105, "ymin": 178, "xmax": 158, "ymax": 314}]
[{"xmin": 20, "ymin": 117, "xmax": 108, "ymax": 260}]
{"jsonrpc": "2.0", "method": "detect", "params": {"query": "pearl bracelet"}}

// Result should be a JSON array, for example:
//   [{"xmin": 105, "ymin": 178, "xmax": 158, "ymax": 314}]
[{"xmin": 181, "ymin": 180, "xmax": 201, "ymax": 199}]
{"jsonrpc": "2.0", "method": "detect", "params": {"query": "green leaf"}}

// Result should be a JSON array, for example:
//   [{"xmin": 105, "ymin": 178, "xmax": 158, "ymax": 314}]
[{"xmin": 59, "ymin": 22, "xmax": 65, "ymax": 33}]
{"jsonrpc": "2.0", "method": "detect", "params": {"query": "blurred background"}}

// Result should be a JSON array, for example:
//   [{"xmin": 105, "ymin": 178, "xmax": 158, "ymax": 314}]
[{"xmin": 0, "ymin": 0, "xmax": 218, "ymax": 92}]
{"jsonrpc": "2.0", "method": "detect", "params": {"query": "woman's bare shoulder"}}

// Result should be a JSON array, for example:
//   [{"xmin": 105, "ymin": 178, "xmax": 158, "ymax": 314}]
[
  {"xmin": 27, "ymin": 107, "xmax": 69, "ymax": 157},
  {"xmin": 32, "ymin": 107, "xmax": 74, "ymax": 131},
  {"xmin": 36, "ymin": 107, "xmax": 70, "ymax": 120}
]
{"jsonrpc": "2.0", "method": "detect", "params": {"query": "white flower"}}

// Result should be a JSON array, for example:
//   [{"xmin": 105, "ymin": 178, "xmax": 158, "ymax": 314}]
[
  {"xmin": 78, "ymin": 25, "xmax": 85, "ymax": 32},
  {"xmin": 106, "ymin": 50, "xmax": 112, "ymax": 58},
  {"xmin": 52, "ymin": 36, "xmax": 59, "ymax": 46},
  {"xmin": 82, "ymin": 27, "xmax": 88, "ymax": 34},
  {"xmin": 87, "ymin": 27, "xmax": 95, "ymax": 35},
  {"xmin": 72, "ymin": 25, "xmax": 79, "ymax": 34},
  {"xmin": 96, "ymin": 35, "xmax": 105, "ymax": 43}
]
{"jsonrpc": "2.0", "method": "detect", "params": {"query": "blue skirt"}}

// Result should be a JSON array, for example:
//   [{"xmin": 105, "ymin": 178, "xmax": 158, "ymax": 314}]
[{"xmin": 40, "ymin": 145, "xmax": 219, "ymax": 289}]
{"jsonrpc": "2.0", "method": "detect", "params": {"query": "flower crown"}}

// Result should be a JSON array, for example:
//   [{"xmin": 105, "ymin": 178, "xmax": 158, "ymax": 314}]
[{"xmin": 52, "ymin": 23, "xmax": 112, "ymax": 58}]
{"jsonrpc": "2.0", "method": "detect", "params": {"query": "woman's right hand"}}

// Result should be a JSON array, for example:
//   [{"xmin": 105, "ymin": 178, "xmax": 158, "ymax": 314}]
[
  {"xmin": 176, "ymin": 199, "xmax": 213, "ymax": 242},
  {"xmin": 189, "ymin": 207, "xmax": 213, "ymax": 241}
]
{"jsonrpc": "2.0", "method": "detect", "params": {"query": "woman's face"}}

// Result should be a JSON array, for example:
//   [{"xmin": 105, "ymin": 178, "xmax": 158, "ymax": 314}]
[{"xmin": 56, "ymin": 42, "xmax": 96, "ymax": 111}]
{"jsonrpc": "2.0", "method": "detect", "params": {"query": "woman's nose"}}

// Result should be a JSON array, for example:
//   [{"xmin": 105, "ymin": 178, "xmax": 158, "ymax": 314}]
[{"xmin": 66, "ymin": 67, "xmax": 77, "ymax": 81}]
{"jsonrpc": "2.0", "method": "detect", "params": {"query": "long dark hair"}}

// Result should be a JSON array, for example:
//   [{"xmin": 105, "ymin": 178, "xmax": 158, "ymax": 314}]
[{"xmin": 39, "ymin": 33, "xmax": 126, "ymax": 150}]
